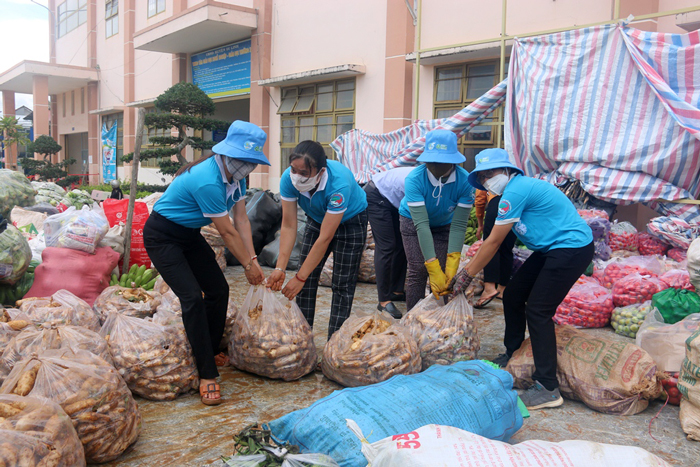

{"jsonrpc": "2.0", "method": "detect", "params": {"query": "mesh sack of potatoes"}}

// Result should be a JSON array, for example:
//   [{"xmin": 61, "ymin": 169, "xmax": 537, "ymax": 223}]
[
  {"xmin": 0, "ymin": 324, "xmax": 112, "ymax": 385},
  {"xmin": 322, "ymin": 311, "xmax": 421, "ymax": 387},
  {"xmin": 0, "ymin": 349, "xmax": 140, "ymax": 463},
  {"xmin": 100, "ymin": 312, "xmax": 199, "ymax": 401},
  {"xmin": 17, "ymin": 290, "xmax": 101, "ymax": 332},
  {"xmin": 401, "ymin": 293, "xmax": 480, "ymax": 370},
  {"xmin": 0, "ymin": 393, "xmax": 85, "ymax": 467},
  {"xmin": 155, "ymin": 289, "xmax": 237, "ymax": 352},
  {"xmin": 93, "ymin": 286, "xmax": 162, "ymax": 323},
  {"xmin": 0, "ymin": 307, "xmax": 32, "ymax": 348},
  {"xmin": 229, "ymin": 285, "xmax": 316, "ymax": 381}
]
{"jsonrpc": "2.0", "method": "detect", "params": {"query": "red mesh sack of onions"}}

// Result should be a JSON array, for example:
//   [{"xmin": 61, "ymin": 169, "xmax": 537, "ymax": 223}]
[
  {"xmin": 660, "ymin": 269, "xmax": 695, "ymax": 291},
  {"xmin": 600, "ymin": 256, "xmax": 663, "ymax": 289},
  {"xmin": 612, "ymin": 273, "xmax": 668, "ymax": 307},
  {"xmin": 667, "ymin": 248, "xmax": 687, "ymax": 263},
  {"xmin": 637, "ymin": 233, "xmax": 670, "ymax": 256},
  {"xmin": 554, "ymin": 283, "xmax": 614, "ymax": 328},
  {"xmin": 466, "ymin": 240, "xmax": 482, "ymax": 257},
  {"xmin": 609, "ymin": 221, "xmax": 638, "ymax": 252}
]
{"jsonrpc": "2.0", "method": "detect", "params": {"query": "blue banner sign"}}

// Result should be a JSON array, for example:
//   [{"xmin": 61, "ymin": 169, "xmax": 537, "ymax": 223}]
[
  {"xmin": 192, "ymin": 39, "xmax": 251, "ymax": 98},
  {"xmin": 101, "ymin": 121, "xmax": 117, "ymax": 182}
]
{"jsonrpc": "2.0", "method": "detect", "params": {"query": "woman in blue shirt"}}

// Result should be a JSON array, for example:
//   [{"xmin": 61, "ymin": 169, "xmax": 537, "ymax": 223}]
[
  {"xmin": 451, "ymin": 148, "xmax": 594, "ymax": 411},
  {"xmin": 143, "ymin": 121, "xmax": 268, "ymax": 406},
  {"xmin": 399, "ymin": 129, "xmax": 474, "ymax": 311},
  {"xmin": 267, "ymin": 141, "xmax": 368, "ymax": 340}
]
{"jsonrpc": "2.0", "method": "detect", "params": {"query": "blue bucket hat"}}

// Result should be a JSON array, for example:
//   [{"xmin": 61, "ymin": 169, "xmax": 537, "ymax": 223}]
[
  {"xmin": 416, "ymin": 129, "xmax": 466, "ymax": 164},
  {"xmin": 467, "ymin": 148, "xmax": 523, "ymax": 191},
  {"xmin": 211, "ymin": 120, "xmax": 271, "ymax": 166}
]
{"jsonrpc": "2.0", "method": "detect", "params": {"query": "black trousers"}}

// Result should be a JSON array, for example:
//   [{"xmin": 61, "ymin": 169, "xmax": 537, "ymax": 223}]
[
  {"xmin": 296, "ymin": 211, "xmax": 368, "ymax": 340},
  {"xmin": 143, "ymin": 211, "xmax": 229, "ymax": 380},
  {"xmin": 364, "ymin": 182, "xmax": 406, "ymax": 303},
  {"xmin": 502, "ymin": 241, "xmax": 594, "ymax": 391},
  {"xmin": 482, "ymin": 196, "xmax": 517, "ymax": 286}
]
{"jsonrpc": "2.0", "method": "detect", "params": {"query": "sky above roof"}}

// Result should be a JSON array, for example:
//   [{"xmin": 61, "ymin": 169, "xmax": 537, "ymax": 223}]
[{"xmin": 0, "ymin": 0, "xmax": 50, "ymax": 112}]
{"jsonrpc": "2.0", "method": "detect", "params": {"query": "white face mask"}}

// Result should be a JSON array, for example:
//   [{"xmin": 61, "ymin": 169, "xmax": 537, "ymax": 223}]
[
  {"xmin": 291, "ymin": 170, "xmax": 322, "ymax": 192},
  {"xmin": 483, "ymin": 172, "xmax": 510, "ymax": 196}
]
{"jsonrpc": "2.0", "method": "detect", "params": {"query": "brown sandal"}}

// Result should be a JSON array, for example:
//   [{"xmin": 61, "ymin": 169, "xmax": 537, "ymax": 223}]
[{"xmin": 200, "ymin": 382, "xmax": 222, "ymax": 406}]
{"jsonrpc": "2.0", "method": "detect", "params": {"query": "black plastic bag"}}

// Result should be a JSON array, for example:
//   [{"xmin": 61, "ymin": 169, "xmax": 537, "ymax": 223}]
[
  {"xmin": 226, "ymin": 190, "xmax": 282, "ymax": 265},
  {"xmin": 259, "ymin": 208, "xmax": 307, "ymax": 270}
]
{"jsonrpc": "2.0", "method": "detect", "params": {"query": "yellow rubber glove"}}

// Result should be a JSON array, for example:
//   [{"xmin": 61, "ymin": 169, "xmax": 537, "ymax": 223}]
[
  {"xmin": 424, "ymin": 258, "xmax": 449, "ymax": 299},
  {"xmin": 445, "ymin": 252, "xmax": 462, "ymax": 285}
]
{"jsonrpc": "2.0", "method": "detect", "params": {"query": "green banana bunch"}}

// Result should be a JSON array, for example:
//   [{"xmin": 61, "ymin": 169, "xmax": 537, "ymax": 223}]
[{"xmin": 109, "ymin": 264, "xmax": 159, "ymax": 290}]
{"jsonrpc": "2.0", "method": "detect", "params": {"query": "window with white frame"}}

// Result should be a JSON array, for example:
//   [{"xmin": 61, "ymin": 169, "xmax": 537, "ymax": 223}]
[
  {"xmin": 140, "ymin": 108, "xmax": 170, "ymax": 168},
  {"xmin": 278, "ymin": 79, "xmax": 355, "ymax": 173},
  {"xmin": 57, "ymin": 0, "xmax": 87, "ymax": 38},
  {"xmin": 148, "ymin": 0, "xmax": 166, "ymax": 18},
  {"xmin": 105, "ymin": 0, "xmax": 119, "ymax": 38}
]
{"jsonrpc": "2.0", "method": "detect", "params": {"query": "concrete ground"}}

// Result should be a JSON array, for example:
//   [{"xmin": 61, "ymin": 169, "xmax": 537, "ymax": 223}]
[{"xmin": 100, "ymin": 266, "xmax": 696, "ymax": 466}]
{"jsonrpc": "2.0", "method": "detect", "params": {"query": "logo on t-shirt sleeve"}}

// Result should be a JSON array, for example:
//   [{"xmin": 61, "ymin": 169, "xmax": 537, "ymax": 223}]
[
  {"xmin": 498, "ymin": 200, "xmax": 511, "ymax": 217},
  {"xmin": 329, "ymin": 193, "xmax": 345, "ymax": 209}
]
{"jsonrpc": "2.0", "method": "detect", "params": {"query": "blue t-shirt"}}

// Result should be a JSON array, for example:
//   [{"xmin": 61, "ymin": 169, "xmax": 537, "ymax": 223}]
[
  {"xmin": 280, "ymin": 160, "xmax": 367, "ymax": 224},
  {"xmin": 399, "ymin": 165, "xmax": 475, "ymax": 227},
  {"xmin": 494, "ymin": 174, "xmax": 593, "ymax": 252},
  {"xmin": 154, "ymin": 156, "xmax": 246, "ymax": 228}
]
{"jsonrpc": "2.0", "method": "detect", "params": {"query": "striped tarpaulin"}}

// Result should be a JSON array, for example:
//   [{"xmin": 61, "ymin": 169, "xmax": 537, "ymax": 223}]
[
  {"xmin": 330, "ymin": 80, "xmax": 507, "ymax": 184},
  {"xmin": 506, "ymin": 23, "xmax": 700, "ymax": 222}
]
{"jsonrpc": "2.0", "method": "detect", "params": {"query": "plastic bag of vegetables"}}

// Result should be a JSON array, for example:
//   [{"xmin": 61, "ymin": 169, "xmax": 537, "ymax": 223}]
[
  {"xmin": 608, "ymin": 221, "xmax": 638, "ymax": 252},
  {"xmin": 44, "ymin": 206, "xmax": 109, "ymax": 254},
  {"xmin": 17, "ymin": 289, "xmax": 101, "ymax": 332},
  {"xmin": 0, "ymin": 307, "xmax": 32, "ymax": 347},
  {"xmin": 554, "ymin": 282, "xmax": 614, "ymax": 328},
  {"xmin": 0, "ymin": 169, "xmax": 36, "ymax": 219},
  {"xmin": 59, "ymin": 189, "xmax": 95, "ymax": 210},
  {"xmin": 0, "ymin": 224, "xmax": 31, "ymax": 286},
  {"xmin": 0, "ymin": 393, "xmax": 85, "ymax": 467},
  {"xmin": 0, "ymin": 349, "xmax": 141, "ymax": 463},
  {"xmin": 612, "ymin": 273, "xmax": 668, "ymax": 307},
  {"xmin": 0, "ymin": 324, "xmax": 113, "ymax": 384},
  {"xmin": 0, "ymin": 269, "xmax": 34, "ymax": 306},
  {"xmin": 636, "ymin": 310, "xmax": 700, "ymax": 373},
  {"xmin": 610, "ymin": 300, "xmax": 654, "ymax": 338},
  {"xmin": 230, "ymin": 286, "xmax": 317, "ymax": 381},
  {"xmin": 322, "ymin": 310, "xmax": 421, "ymax": 387},
  {"xmin": 92, "ymin": 285, "xmax": 161, "ymax": 323},
  {"xmin": 100, "ymin": 312, "xmax": 199, "ymax": 401},
  {"xmin": 401, "ymin": 294, "xmax": 479, "ymax": 370}
]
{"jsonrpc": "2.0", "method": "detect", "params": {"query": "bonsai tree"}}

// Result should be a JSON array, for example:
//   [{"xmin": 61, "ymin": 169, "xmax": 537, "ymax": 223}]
[
  {"xmin": 24, "ymin": 135, "xmax": 78, "ymax": 187},
  {"xmin": 0, "ymin": 116, "xmax": 31, "ymax": 169},
  {"xmin": 122, "ymin": 82, "xmax": 229, "ymax": 176}
]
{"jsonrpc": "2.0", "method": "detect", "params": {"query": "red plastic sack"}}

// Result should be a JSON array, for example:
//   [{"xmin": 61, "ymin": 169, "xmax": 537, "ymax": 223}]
[
  {"xmin": 600, "ymin": 256, "xmax": 663, "ymax": 288},
  {"xmin": 637, "ymin": 232, "xmax": 670, "ymax": 256},
  {"xmin": 25, "ymin": 246, "xmax": 119, "ymax": 306},
  {"xmin": 103, "ymin": 199, "xmax": 150, "ymax": 270},
  {"xmin": 554, "ymin": 282, "xmax": 614, "ymax": 328},
  {"xmin": 612, "ymin": 273, "xmax": 668, "ymax": 307},
  {"xmin": 668, "ymin": 248, "xmax": 687, "ymax": 263},
  {"xmin": 609, "ymin": 221, "xmax": 638, "ymax": 252},
  {"xmin": 660, "ymin": 269, "xmax": 695, "ymax": 291}
]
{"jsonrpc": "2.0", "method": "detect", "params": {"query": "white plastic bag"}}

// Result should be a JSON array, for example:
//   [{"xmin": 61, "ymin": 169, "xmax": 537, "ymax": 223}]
[
  {"xmin": 348, "ymin": 420, "xmax": 671, "ymax": 467},
  {"xmin": 44, "ymin": 206, "xmax": 109, "ymax": 254},
  {"xmin": 688, "ymin": 237, "xmax": 700, "ymax": 291},
  {"xmin": 636, "ymin": 310, "xmax": 700, "ymax": 373}
]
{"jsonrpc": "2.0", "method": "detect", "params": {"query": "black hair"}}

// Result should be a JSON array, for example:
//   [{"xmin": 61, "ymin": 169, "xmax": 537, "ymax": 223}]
[
  {"xmin": 289, "ymin": 140, "xmax": 327, "ymax": 172},
  {"xmin": 174, "ymin": 153, "xmax": 216, "ymax": 177}
]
